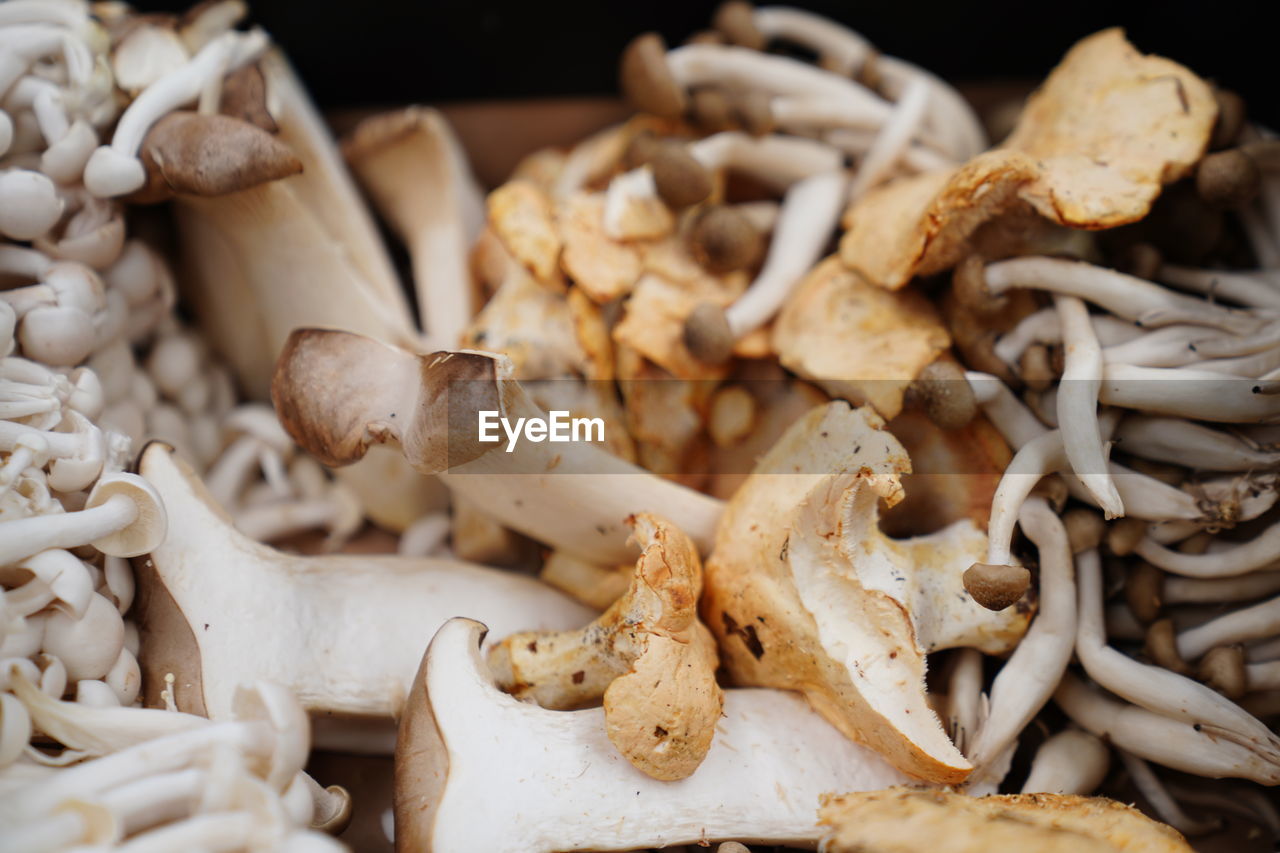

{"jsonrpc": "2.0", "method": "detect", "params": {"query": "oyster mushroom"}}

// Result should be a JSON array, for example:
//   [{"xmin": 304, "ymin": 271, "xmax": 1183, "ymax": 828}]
[
  {"xmin": 702, "ymin": 400, "xmax": 1029, "ymax": 783},
  {"xmin": 344, "ymin": 106, "xmax": 485, "ymax": 350},
  {"xmin": 488, "ymin": 513, "xmax": 721, "ymax": 780},
  {"xmin": 271, "ymin": 328, "xmax": 723, "ymax": 563},
  {"xmin": 131, "ymin": 442, "xmax": 592, "ymax": 745},
  {"xmin": 394, "ymin": 617, "xmax": 910, "ymax": 852}
]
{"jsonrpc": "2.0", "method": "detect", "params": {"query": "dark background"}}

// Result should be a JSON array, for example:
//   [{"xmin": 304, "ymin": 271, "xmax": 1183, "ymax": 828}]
[{"xmin": 137, "ymin": 0, "xmax": 1274, "ymax": 127}]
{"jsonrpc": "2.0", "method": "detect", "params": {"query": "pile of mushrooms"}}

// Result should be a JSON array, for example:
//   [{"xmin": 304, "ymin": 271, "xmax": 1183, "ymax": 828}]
[{"xmin": 5, "ymin": 0, "xmax": 1280, "ymax": 851}]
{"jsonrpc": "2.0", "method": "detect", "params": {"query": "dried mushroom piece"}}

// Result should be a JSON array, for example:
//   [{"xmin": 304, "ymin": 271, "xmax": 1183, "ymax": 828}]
[
  {"xmin": 818, "ymin": 788, "xmax": 1194, "ymax": 853},
  {"xmin": 774, "ymin": 256, "xmax": 951, "ymax": 419},
  {"xmin": 488, "ymin": 179, "xmax": 564, "ymax": 288},
  {"xmin": 558, "ymin": 191, "xmax": 644, "ymax": 302},
  {"xmin": 840, "ymin": 28, "xmax": 1215, "ymax": 290},
  {"xmin": 702, "ymin": 401, "xmax": 1030, "ymax": 784},
  {"xmin": 489, "ymin": 513, "xmax": 722, "ymax": 780}
]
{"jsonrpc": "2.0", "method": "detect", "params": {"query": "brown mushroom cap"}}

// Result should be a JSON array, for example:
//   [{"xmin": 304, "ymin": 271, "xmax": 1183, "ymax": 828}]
[
  {"xmin": 1105, "ymin": 516, "xmax": 1147, "ymax": 557},
  {"xmin": 963, "ymin": 563, "xmax": 1032, "ymax": 611},
  {"xmin": 620, "ymin": 33, "xmax": 687, "ymax": 119},
  {"xmin": 219, "ymin": 62, "xmax": 277, "ymax": 133},
  {"xmin": 1019, "ymin": 344, "xmax": 1057, "ymax": 392},
  {"xmin": 688, "ymin": 205, "xmax": 764, "ymax": 274},
  {"xmin": 650, "ymin": 143, "xmax": 713, "ymax": 209},
  {"xmin": 712, "ymin": 1, "xmax": 765, "ymax": 49},
  {"xmin": 910, "ymin": 359, "xmax": 977, "ymax": 431},
  {"xmin": 1062, "ymin": 508, "xmax": 1106, "ymax": 554},
  {"xmin": 951, "ymin": 255, "xmax": 1007, "ymax": 317},
  {"xmin": 130, "ymin": 111, "xmax": 302, "ymax": 204},
  {"xmin": 1123, "ymin": 560, "xmax": 1164, "ymax": 624},
  {"xmin": 1210, "ymin": 88, "xmax": 1246, "ymax": 150},
  {"xmin": 1198, "ymin": 645, "xmax": 1247, "ymax": 700},
  {"xmin": 1144, "ymin": 618, "xmax": 1192, "ymax": 675},
  {"xmin": 733, "ymin": 91, "xmax": 776, "ymax": 136},
  {"xmin": 690, "ymin": 88, "xmax": 736, "ymax": 133},
  {"xmin": 1196, "ymin": 148, "xmax": 1261, "ymax": 208},
  {"xmin": 682, "ymin": 301, "xmax": 734, "ymax": 366}
]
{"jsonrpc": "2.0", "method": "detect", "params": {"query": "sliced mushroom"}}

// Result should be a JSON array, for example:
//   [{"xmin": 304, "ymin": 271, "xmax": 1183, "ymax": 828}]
[{"xmin": 702, "ymin": 401, "xmax": 1029, "ymax": 783}]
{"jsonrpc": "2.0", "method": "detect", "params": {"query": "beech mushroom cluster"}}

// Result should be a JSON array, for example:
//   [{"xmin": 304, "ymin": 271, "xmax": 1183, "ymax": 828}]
[{"xmin": 6, "ymin": 0, "xmax": 1280, "ymax": 851}]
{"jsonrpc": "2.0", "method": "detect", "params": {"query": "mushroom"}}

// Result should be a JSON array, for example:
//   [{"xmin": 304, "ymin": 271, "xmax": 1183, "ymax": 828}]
[
  {"xmin": 394, "ymin": 617, "xmax": 910, "ymax": 852},
  {"xmin": 84, "ymin": 28, "xmax": 268, "ymax": 197},
  {"xmin": 966, "ymin": 497, "xmax": 1076, "ymax": 780},
  {"xmin": 702, "ymin": 401, "xmax": 1029, "ymax": 783},
  {"xmin": 1054, "ymin": 295, "xmax": 1123, "ymax": 517},
  {"xmin": 0, "ymin": 471, "xmax": 165, "ymax": 567},
  {"xmin": 1074, "ymin": 547, "xmax": 1280, "ymax": 768},
  {"xmin": 271, "ymin": 328, "xmax": 723, "ymax": 563},
  {"xmin": 772, "ymin": 256, "xmax": 951, "ymax": 420},
  {"xmin": 488, "ymin": 513, "xmax": 721, "ymax": 780},
  {"xmin": 817, "ymin": 787, "xmax": 1195, "ymax": 852},
  {"xmin": 1054, "ymin": 672, "xmax": 1280, "ymax": 783},
  {"xmin": 344, "ymin": 107, "xmax": 486, "ymax": 350},
  {"xmin": 0, "ymin": 168, "xmax": 64, "ymax": 242},
  {"xmin": 131, "ymin": 441, "xmax": 592, "ymax": 745},
  {"xmin": 1020, "ymin": 728, "xmax": 1110, "ymax": 795},
  {"xmin": 682, "ymin": 169, "xmax": 847, "ymax": 364}
]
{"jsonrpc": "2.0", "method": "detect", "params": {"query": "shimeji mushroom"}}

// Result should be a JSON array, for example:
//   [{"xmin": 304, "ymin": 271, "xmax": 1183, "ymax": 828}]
[
  {"xmin": 1054, "ymin": 672, "xmax": 1280, "ymax": 784},
  {"xmin": 715, "ymin": 4, "xmax": 986, "ymax": 159},
  {"xmin": 488, "ymin": 514, "xmax": 721, "ymax": 781},
  {"xmin": 394, "ymin": 617, "xmax": 911, "ymax": 852},
  {"xmin": 817, "ymin": 788, "xmax": 1195, "ymax": 853},
  {"xmin": 344, "ymin": 107, "xmax": 486, "ymax": 350},
  {"xmin": 131, "ymin": 441, "xmax": 592, "ymax": 745},
  {"xmin": 1054, "ymin": 295, "xmax": 1123, "ymax": 517},
  {"xmin": 1114, "ymin": 415, "xmax": 1280, "ymax": 471},
  {"xmin": 1020, "ymin": 728, "xmax": 1110, "ymax": 795},
  {"xmin": 702, "ymin": 401, "xmax": 1029, "ymax": 783},
  {"xmin": 1118, "ymin": 750, "xmax": 1222, "ymax": 836},
  {"xmin": 1074, "ymin": 548, "xmax": 1280, "ymax": 770},
  {"xmin": 965, "ymin": 498, "xmax": 1076, "ymax": 781},
  {"xmin": 0, "ymin": 168, "xmax": 64, "ymax": 242},
  {"xmin": 0, "ymin": 677, "xmax": 345, "ymax": 848},
  {"xmin": 83, "ymin": 29, "xmax": 268, "ymax": 197},
  {"xmin": 272, "ymin": 328, "xmax": 723, "ymax": 563},
  {"xmin": 0, "ymin": 471, "xmax": 165, "ymax": 567}
]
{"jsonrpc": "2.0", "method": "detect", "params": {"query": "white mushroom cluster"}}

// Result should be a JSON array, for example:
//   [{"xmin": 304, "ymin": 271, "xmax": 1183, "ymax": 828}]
[{"xmin": 4, "ymin": 0, "xmax": 1280, "ymax": 851}]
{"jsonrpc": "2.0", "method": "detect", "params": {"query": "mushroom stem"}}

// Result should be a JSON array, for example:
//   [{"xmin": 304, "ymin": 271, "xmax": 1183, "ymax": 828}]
[
  {"xmin": 1115, "ymin": 415, "xmax": 1280, "ymax": 471},
  {"xmin": 983, "ymin": 430, "xmax": 1066, "ymax": 567},
  {"xmin": 394, "ymin": 618, "xmax": 910, "ymax": 852},
  {"xmin": 946, "ymin": 648, "xmax": 983, "ymax": 755},
  {"xmin": 1054, "ymin": 672, "xmax": 1280, "ymax": 784},
  {"xmin": 1075, "ymin": 549, "xmax": 1280, "ymax": 762},
  {"xmin": 1165, "ymin": 571, "xmax": 1280, "ymax": 605},
  {"xmin": 1055, "ymin": 295, "xmax": 1123, "ymax": 518},
  {"xmin": 1118, "ymin": 750, "xmax": 1222, "ymax": 836},
  {"xmin": 967, "ymin": 497, "xmax": 1076, "ymax": 776},
  {"xmin": 1020, "ymin": 728, "xmax": 1109, "ymax": 795},
  {"xmin": 966, "ymin": 371, "xmax": 1049, "ymax": 448},
  {"xmin": 0, "ymin": 473, "xmax": 163, "ymax": 565},
  {"xmin": 1158, "ymin": 264, "xmax": 1280, "ymax": 310},
  {"xmin": 848, "ymin": 77, "xmax": 930, "ymax": 199},
  {"xmin": 723, "ymin": 169, "xmax": 847, "ymax": 338},
  {"xmin": 1100, "ymin": 363, "xmax": 1280, "ymax": 423},
  {"xmin": 1135, "ymin": 522, "xmax": 1280, "ymax": 577},
  {"xmin": 984, "ymin": 257, "xmax": 1261, "ymax": 335},
  {"xmin": 1177, "ymin": 595, "xmax": 1280, "ymax": 659}
]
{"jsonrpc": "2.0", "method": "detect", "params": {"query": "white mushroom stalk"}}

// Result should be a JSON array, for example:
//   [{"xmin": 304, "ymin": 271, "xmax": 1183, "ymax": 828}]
[
  {"xmin": 83, "ymin": 28, "xmax": 268, "ymax": 197},
  {"xmin": 1020, "ymin": 728, "xmax": 1110, "ymax": 795},
  {"xmin": 1135, "ymin": 523, "xmax": 1280, "ymax": 577},
  {"xmin": 1054, "ymin": 672, "xmax": 1280, "ymax": 784},
  {"xmin": 1118, "ymin": 750, "xmax": 1222, "ymax": 836},
  {"xmin": 1159, "ymin": 263, "xmax": 1280, "ymax": 310},
  {"xmin": 1114, "ymin": 415, "xmax": 1280, "ymax": 471},
  {"xmin": 1177, "ymin": 595, "xmax": 1280, "ymax": 660},
  {"xmin": 1074, "ymin": 548, "xmax": 1280, "ymax": 765},
  {"xmin": 967, "ymin": 498, "xmax": 1076, "ymax": 778},
  {"xmin": 1055, "ymin": 295, "xmax": 1123, "ymax": 517},
  {"xmin": 132, "ymin": 442, "xmax": 592, "ymax": 738},
  {"xmin": 966, "ymin": 371, "xmax": 1049, "ymax": 448},
  {"xmin": 746, "ymin": 5, "xmax": 986, "ymax": 158},
  {"xmin": 847, "ymin": 77, "xmax": 931, "ymax": 199},
  {"xmin": 1101, "ymin": 363, "xmax": 1280, "ymax": 423},
  {"xmin": 395, "ymin": 618, "xmax": 910, "ymax": 852},
  {"xmin": 983, "ymin": 257, "xmax": 1262, "ymax": 334}
]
